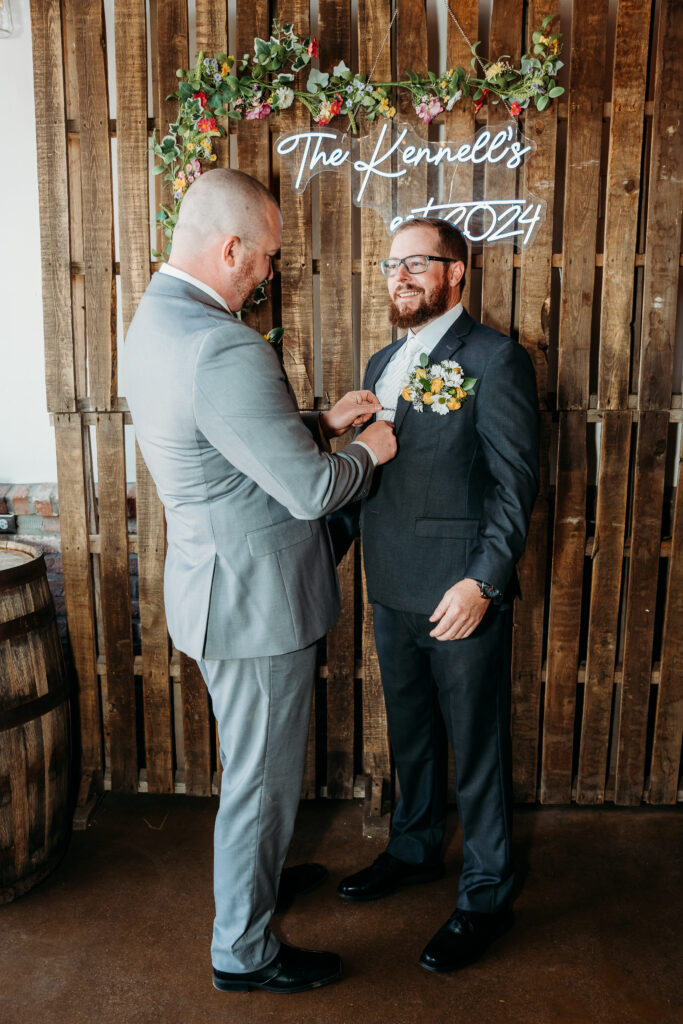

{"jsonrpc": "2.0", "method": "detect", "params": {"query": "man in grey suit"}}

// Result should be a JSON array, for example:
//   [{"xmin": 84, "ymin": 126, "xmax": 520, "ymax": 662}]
[
  {"xmin": 336, "ymin": 218, "xmax": 539, "ymax": 973},
  {"xmin": 121, "ymin": 168, "xmax": 396, "ymax": 994}
]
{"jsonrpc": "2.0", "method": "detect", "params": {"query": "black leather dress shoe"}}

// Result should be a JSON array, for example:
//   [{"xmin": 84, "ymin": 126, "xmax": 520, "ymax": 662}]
[
  {"xmin": 275, "ymin": 862, "xmax": 329, "ymax": 912},
  {"xmin": 213, "ymin": 942, "xmax": 342, "ymax": 993},
  {"xmin": 419, "ymin": 907, "xmax": 513, "ymax": 973},
  {"xmin": 337, "ymin": 851, "xmax": 443, "ymax": 902}
]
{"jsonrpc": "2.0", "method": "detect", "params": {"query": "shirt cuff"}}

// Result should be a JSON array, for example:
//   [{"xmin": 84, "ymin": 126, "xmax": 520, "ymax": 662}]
[{"xmin": 352, "ymin": 439, "xmax": 379, "ymax": 467}]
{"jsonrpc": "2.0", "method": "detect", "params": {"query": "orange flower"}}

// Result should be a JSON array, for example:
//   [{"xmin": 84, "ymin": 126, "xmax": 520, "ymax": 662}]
[
  {"xmin": 447, "ymin": 397, "xmax": 462, "ymax": 411},
  {"xmin": 423, "ymin": 393, "xmax": 434, "ymax": 405},
  {"xmin": 431, "ymin": 378, "xmax": 444, "ymax": 393},
  {"xmin": 401, "ymin": 386, "xmax": 412, "ymax": 402}
]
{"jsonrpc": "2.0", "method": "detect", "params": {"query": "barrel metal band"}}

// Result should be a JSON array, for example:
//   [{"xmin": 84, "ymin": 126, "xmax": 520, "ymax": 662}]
[
  {"xmin": 0, "ymin": 684, "xmax": 70, "ymax": 733},
  {"xmin": 0, "ymin": 554, "xmax": 46, "ymax": 590},
  {"xmin": 0, "ymin": 603, "xmax": 54, "ymax": 643}
]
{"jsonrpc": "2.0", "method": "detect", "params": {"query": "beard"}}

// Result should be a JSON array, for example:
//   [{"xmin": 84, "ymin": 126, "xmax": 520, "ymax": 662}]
[{"xmin": 388, "ymin": 274, "xmax": 451, "ymax": 329}]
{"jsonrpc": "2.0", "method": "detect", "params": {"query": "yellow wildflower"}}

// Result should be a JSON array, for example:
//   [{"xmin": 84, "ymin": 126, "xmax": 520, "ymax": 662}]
[
  {"xmin": 447, "ymin": 68, "xmax": 454, "ymax": 77},
  {"xmin": 221, "ymin": 62, "xmax": 230, "ymax": 77},
  {"xmin": 550, "ymin": 39, "xmax": 559, "ymax": 54},
  {"xmin": 485, "ymin": 60, "xmax": 506, "ymax": 81},
  {"xmin": 455, "ymin": 386, "xmax": 466, "ymax": 399},
  {"xmin": 173, "ymin": 176, "xmax": 187, "ymax": 194},
  {"xmin": 538, "ymin": 35, "xmax": 550, "ymax": 45},
  {"xmin": 447, "ymin": 398, "xmax": 462, "ymax": 411},
  {"xmin": 210, "ymin": 154, "xmax": 217, "ymax": 161},
  {"xmin": 416, "ymin": 367, "xmax": 427, "ymax": 380},
  {"xmin": 423, "ymin": 393, "xmax": 434, "ymax": 405},
  {"xmin": 187, "ymin": 142, "xmax": 195, "ymax": 152},
  {"xmin": 431, "ymin": 378, "xmax": 444, "ymax": 393},
  {"xmin": 401, "ymin": 386, "xmax": 412, "ymax": 402},
  {"xmin": 387, "ymin": 106, "xmax": 396, "ymax": 118},
  {"xmin": 440, "ymin": 80, "xmax": 447, "ymax": 90}
]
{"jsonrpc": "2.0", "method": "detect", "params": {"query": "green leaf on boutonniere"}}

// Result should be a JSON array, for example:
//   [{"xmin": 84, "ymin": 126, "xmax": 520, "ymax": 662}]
[
  {"xmin": 419, "ymin": 352, "xmax": 430, "ymax": 367},
  {"xmin": 462, "ymin": 377, "xmax": 477, "ymax": 391}
]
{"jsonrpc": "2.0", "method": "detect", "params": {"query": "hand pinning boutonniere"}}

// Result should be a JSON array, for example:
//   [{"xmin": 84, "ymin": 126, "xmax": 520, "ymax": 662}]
[{"xmin": 401, "ymin": 353, "xmax": 477, "ymax": 415}]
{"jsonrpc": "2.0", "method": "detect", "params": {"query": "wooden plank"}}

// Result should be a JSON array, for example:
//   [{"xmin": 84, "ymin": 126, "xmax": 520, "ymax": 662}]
[
  {"xmin": 179, "ymin": 653, "xmax": 213, "ymax": 796},
  {"xmin": 115, "ymin": 0, "xmax": 151, "ymax": 333},
  {"xmin": 396, "ymin": 0, "xmax": 428, "ymax": 218},
  {"xmin": 556, "ymin": 0, "xmax": 609, "ymax": 410},
  {"xmin": 318, "ymin": 0, "xmax": 354, "ymax": 405},
  {"xmin": 637, "ymin": 0, "xmax": 683, "ymax": 410},
  {"xmin": 358, "ymin": 0, "xmax": 393, "ymax": 820},
  {"xmin": 541, "ymin": 411, "xmax": 587, "ymax": 803},
  {"xmin": 74, "ymin": 0, "xmax": 116, "ymax": 411},
  {"xmin": 445, "ymin": 0, "xmax": 478, "ymax": 312},
  {"xmin": 96, "ymin": 414, "xmax": 137, "ymax": 792},
  {"xmin": 649, "ymin": 427, "xmax": 683, "ymax": 803},
  {"xmin": 195, "ymin": 0, "xmax": 229, "ymax": 169},
  {"xmin": 511, "ymin": 412, "xmax": 550, "ymax": 801},
  {"xmin": 115, "ymin": 1, "xmax": 173, "ymax": 793},
  {"xmin": 151, "ymin": 0, "xmax": 189, "ymax": 257},
  {"xmin": 234, "ymin": 4, "xmax": 273, "ymax": 337},
  {"xmin": 29, "ymin": 0, "xmax": 76, "ymax": 413},
  {"xmin": 615, "ymin": 411, "xmax": 669, "ymax": 804},
  {"xmin": 597, "ymin": 0, "xmax": 652, "ymax": 409},
  {"xmin": 326, "ymin": 546, "xmax": 355, "ymax": 799},
  {"xmin": 53, "ymin": 414, "xmax": 102, "ymax": 779},
  {"xmin": 481, "ymin": 0, "xmax": 523, "ymax": 337},
  {"xmin": 577, "ymin": 411, "xmax": 631, "ymax": 802},
  {"xmin": 510, "ymin": 0, "xmax": 558, "ymax": 802},
  {"xmin": 274, "ymin": 0, "xmax": 314, "ymax": 407}
]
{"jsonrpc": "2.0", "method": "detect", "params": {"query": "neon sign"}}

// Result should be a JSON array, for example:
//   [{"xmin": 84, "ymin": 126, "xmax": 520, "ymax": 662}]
[{"xmin": 276, "ymin": 119, "xmax": 545, "ymax": 247}]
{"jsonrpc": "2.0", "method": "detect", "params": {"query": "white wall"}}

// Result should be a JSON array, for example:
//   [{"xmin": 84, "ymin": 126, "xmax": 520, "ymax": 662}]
[{"xmin": 0, "ymin": 0, "xmax": 57, "ymax": 483}]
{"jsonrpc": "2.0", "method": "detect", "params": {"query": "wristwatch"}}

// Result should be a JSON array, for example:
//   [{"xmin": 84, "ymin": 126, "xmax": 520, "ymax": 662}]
[{"xmin": 473, "ymin": 579, "xmax": 502, "ymax": 602}]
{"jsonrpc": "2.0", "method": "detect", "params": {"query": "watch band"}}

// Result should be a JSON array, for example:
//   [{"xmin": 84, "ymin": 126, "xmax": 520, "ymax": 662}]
[{"xmin": 474, "ymin": 579, "xmax": 502, "ymax": 601}]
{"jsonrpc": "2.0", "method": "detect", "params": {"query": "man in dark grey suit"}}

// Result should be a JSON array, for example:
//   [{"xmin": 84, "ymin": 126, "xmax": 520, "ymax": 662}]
[
  {"xmin": 337, "ymin": 217, "xmax": 539, "ymax": 973},
  {"xmin": 121, "ymin": 168, "xmax": 396, "ymax": 993}
]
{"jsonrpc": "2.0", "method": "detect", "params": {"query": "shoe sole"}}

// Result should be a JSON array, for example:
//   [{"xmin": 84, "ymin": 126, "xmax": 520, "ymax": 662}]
[
  {"xmin": 337, "ymin": 869, "xmax": 444, "ymax": 902},
  {"xmin": 213, "ymin": 967, "xmax": 342, "ymax": 994}
]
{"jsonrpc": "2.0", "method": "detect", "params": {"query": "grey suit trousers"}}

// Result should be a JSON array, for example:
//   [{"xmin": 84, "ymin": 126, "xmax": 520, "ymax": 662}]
[{"xmin": 198, "ymin": 644, "xmax": 316, "ymax": 973}]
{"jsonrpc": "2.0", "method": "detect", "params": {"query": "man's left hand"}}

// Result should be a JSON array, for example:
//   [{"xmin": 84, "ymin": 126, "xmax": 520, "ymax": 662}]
[
  {"xmin": 321, "ymin": 390, "xmax": 383, "ymax": 438},
  {"xmin": 429, "ymin": 578, "xmax": 489, "ymax": 641}
]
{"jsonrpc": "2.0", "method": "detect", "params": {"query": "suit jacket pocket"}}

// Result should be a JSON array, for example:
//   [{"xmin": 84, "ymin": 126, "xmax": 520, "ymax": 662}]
[
  {"xmin": 247, "ymin": 518, "xmax": 313, "ymax": 557},
  {"xmin": 414, "ymin": 517, "xmax": 479, "ymax": 539}
]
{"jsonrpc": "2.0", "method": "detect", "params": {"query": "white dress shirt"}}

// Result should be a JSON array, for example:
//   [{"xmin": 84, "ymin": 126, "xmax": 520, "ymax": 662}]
[
  {"xmin": 375, "ymin": 302, "xmax": 464, "ymax": 421},
  {"xmin": 159, "ymin": 262, "xmax": 234, "ymax": 314}
]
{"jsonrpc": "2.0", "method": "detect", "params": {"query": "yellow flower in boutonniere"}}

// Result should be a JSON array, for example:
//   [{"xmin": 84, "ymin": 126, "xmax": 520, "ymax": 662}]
[{"xmin": 400, "ymin": 353, "xmax": 477, "ymax": 414}]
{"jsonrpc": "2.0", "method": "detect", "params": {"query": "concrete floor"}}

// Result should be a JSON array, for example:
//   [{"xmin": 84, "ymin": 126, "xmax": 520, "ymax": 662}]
[{"xmin": 0, "ymin": 796, "xmax": 681, "ymax": 1024}]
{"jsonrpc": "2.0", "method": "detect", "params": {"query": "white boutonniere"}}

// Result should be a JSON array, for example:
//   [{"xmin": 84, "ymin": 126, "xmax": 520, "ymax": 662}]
[{"xmin": 401, "ymin": 353, "xmax": 477, "ymax": 415}]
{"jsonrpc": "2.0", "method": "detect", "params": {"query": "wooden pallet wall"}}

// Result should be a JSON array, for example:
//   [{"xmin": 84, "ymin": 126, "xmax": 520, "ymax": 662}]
[{"xmin": 29, "ymin": 0, "xmax": 683, "ymax": 823}]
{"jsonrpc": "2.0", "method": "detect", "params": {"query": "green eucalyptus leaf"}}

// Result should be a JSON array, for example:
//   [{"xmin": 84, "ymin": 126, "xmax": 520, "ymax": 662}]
[
  {"xmin": 420, "ymin": 352, "xmax": 430, "ymax": 367},
  {"xmin": 548, "ymin": 86, "xmax": 564, "ymax": 98},
  {"xmin": 536, "ymin": 93, "xmax": 550, "ymax": 111}
]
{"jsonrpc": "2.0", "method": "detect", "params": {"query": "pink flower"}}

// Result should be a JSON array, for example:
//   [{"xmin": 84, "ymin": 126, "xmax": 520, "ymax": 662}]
[
  {"xmin": 414, "ymin": 95, "xmax": 443, "ymax": 124},
  {"xmin": 185, "ymin": 159, "xmax": 202, "ymax": 183},
  {"xmin": 198, "ymin": 117, "xmax": 218, "ymax": 133},
  {"xmin": 307, "ymin": 37, "xmax": 319, "ymax": 58},
  {"xmin": 245, "ymin": 101, "xmax": 272, "ymax": 120},
  {"xmin": 510, "ymin": 100, "xmax": 522, "ymax": 116}
]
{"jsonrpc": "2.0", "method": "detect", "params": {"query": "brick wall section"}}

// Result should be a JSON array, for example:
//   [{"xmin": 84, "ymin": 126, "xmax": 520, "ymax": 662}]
[{"xmin": 0, "ymin": 483, "xmax": 140, "ymax": 653}]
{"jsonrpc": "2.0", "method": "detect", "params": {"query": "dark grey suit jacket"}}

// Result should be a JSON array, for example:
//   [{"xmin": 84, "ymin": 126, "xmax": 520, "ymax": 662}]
[{"xmin": 359, "ymin": 309, "xmax": 539, "ymax": 615}]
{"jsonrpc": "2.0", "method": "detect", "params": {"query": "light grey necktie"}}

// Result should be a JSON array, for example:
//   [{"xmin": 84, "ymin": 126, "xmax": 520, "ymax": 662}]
[{"xmin": 375, "ymin": 334, "xmax": 426, "ymax": 421}]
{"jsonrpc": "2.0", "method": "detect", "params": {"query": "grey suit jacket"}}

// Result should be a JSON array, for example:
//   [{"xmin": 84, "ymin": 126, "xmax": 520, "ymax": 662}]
[
  {"xmin": 121, "ymin": 273, "xmax": 374, "ymax": 660},
  {"xmin": 360, "ymin": 309, "xmax": 539, "ymax": 615}
]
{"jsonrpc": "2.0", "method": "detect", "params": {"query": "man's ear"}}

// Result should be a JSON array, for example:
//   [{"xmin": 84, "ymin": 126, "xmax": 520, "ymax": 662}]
[
  {"xmin": 221, "ymin": 235, "xmax": 240, "ymax": 268},
  {"xmin": 449, "ymin": 260, "xmax": 465, "ymax": 288}
]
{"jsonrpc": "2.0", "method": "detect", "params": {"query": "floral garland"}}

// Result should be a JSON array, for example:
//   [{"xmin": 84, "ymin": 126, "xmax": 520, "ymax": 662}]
[{"xmin": 151, "ymin": 15, "xmax": 563, "ymax": 260}]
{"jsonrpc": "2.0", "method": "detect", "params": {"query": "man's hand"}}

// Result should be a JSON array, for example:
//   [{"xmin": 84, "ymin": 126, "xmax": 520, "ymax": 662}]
[
  {"xmin": 356, "ymin": 420, "xmax": 397, "ymax": 465},
  {"xmin": 429, "ymin": 578, "xmax": 489, "ymax": 641},
  {"xmin": 321, "ymin": 390, "xmax": 383, "ymax": 438}
]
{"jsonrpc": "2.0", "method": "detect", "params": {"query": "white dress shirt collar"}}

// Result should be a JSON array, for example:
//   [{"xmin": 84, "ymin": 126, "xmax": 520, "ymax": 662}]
[
  {"xmin": 405, "ymin": 301, "xmax": 464, "ymax": 356},
  {"xmin": 158, "ymin": 263, "xmax": 234, "ymax": 316}
]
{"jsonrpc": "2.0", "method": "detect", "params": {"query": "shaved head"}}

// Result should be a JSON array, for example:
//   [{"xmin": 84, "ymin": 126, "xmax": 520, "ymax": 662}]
[
  {"xmin": 172, "ymin": 168, "xmax": 279, "ymax": 255},
  {"xmin": 168, "ymin": 168, "xmax": 282, "ymax": 313}
]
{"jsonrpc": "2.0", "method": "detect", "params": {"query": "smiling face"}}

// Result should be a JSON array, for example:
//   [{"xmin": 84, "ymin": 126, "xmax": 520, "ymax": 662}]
[{"xmin": 387, "ymin": 224, "xmax": 464, "ymax": 331}]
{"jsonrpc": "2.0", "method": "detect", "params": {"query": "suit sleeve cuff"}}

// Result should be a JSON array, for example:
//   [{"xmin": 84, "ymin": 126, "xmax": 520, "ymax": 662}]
[{"xmin": 351, "ymin": 439, "xmax": 379, "ymax": 467}]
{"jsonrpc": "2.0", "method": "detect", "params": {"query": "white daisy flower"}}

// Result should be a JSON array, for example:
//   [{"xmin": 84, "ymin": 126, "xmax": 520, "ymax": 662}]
[{"xmin": 431, "ymin": 394, "xmax": 450, "ymax": 415}]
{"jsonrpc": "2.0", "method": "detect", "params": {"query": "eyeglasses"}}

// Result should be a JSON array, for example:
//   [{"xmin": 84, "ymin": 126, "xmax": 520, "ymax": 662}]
[{"xmin": 378, "ymin": 254, "xmax": 456, "ymax": 277}]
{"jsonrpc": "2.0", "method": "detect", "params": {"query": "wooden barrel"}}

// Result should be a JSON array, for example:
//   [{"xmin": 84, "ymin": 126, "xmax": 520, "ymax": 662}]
[{"xmin": 0, "ymin": 540, "xmax": 72, "ymax": 903}]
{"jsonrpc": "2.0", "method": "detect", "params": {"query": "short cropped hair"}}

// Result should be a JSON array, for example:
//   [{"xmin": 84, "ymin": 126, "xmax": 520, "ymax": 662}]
[{"xmin": 393, "ymin": 217, "xmax": 468, "ymax": 291}]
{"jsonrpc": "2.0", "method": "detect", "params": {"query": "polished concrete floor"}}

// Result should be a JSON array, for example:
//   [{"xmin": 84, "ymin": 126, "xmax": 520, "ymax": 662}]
[{"xmin": 1, "ymin": 795, "xmax": 681, "ymax": 1024}]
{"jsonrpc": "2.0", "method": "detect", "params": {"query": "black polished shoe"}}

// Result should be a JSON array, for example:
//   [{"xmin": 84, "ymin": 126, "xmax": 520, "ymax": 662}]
[
  {"xmin": 213, "ymin": 942, "xmax": 342, "ymax": 993},
  {"xmin": 419, "ymin": 907, "xmax": 513, "ymax": 973},
  {"xmin": 275, "ymin": 862, "xmax": 329, "ymax": 912},
  {"xmin": 337, "ymin": 851, "xmax": 443, "ymax": 902}
]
